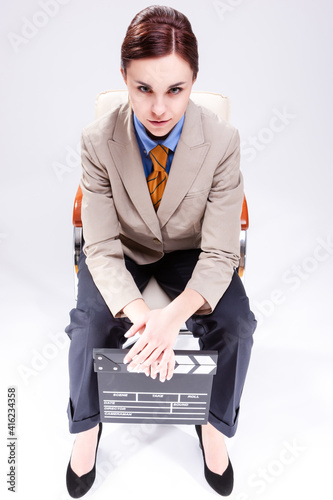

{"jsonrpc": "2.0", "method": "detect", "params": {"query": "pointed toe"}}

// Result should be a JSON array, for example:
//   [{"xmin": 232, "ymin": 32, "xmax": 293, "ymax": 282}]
[{"xmin": 195, "ymin": 425, "xmax": 234, "ymax": 496}]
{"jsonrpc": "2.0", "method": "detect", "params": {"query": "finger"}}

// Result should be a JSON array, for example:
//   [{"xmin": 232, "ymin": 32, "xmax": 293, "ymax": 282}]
[
  {"xmin": 166, "ymin": 352, "xmax": 175, "ymax": 381},
  {"xmin": 157, "ymin": 350, "xmax": 175, "ymax": 382},
  {"xmin": 158, "ymin": 362, "xmax": 168, "ymax": 383},
  {"xmin": 136, "ymin": 364, "xmax": 150, "ymax": 377},
  {"xmin": 123, "ymin": 335, "xmax": 148, "ymax": 364},
  {"xmin": 149, "ymin": 352, "xmax": 163, "ymax": 379},
  {"xmin": 149, "ymin": 361, "xmax": 160, "ymax": 380},
  {"xmin": 135, "ymin": 345, "xmax": 164, "ymax": 370},
  {"xmin": 124, "ymin": 320, "xmax": 146, "ymax": 338},
  {"xmin": 148, "ymin": 351, "xmax": 168, "ymax": 383},
  {"xmin": 126, "ymin": 343, "xmax": 162, "ymax": 372}
]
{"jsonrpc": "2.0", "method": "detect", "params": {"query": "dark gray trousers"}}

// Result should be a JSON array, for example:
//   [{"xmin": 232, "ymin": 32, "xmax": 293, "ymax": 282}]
[{"xmin": 65, "ymin": 249, "xmax": 256, "ymax": 437}]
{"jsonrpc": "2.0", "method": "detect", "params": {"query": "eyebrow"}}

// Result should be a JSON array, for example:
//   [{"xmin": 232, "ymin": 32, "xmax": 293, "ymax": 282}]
[{"xmin": 135, "ymin": 80, "xmax": 187, "ymax": 89}]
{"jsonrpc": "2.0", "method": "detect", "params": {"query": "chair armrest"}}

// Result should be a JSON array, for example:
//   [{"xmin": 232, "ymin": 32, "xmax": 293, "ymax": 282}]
[
  {"xmin": 238, "ymin": 196, "xmax": 249, "ymax": 277},
  {"xmin": 73, "ymin": 186, "xmax": 83, "ymax": 272},
  {"xmin": 241, "ymin": 195, "xmax": 249, "ymax": 231},
  {"xmin": 73, "ymin": 185, "xmax": 83, "ymax": 227}
]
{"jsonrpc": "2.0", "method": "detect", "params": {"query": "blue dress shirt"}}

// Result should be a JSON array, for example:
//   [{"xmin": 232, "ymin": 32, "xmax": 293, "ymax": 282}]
[{"xmin": 133, "ymin": 113, "xmax": 185, "ymax": 178}]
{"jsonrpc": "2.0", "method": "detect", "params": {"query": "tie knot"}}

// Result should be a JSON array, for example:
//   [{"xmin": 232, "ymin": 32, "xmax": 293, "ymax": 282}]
[{"xmin": 149, "ymin": 144, "xmax": 169, "ymax": 172}]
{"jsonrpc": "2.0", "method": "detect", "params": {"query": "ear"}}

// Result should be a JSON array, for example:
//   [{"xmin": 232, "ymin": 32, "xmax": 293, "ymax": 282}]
[{"xmin": 120, "ymin": 68, "xmax": 127, "ymax": 84}]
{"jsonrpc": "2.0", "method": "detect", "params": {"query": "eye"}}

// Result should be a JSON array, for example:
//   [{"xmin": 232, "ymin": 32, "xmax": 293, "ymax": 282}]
[
  {"xmin": 137, "ymin": 85, "xmax": 151, "ymax": 93},
  {"xmin": 169, "ymin": 87, "xmax": 183, "ymax": 95}
]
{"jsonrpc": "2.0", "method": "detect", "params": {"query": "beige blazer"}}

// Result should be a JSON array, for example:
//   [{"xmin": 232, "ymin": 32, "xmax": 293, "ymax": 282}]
[{"xmin": 81, "ymin": 99, "xmax": 243, "ymax": 317}]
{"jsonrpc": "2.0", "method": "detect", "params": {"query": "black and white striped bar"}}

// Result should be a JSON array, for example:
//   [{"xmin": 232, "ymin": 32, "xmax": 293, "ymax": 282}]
[{"xmin": 93, "ymin": 349, "xmax": 217, "ymax": 425}]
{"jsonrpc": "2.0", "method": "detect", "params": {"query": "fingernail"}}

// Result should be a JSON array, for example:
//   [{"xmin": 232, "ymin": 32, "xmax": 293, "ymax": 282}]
[{"xmin": 127, "ymin": 365, "xmax": 133, "ymax": 372}]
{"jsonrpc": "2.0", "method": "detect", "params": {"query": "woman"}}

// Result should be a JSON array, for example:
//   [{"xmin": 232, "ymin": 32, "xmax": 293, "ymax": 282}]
[{"xmin": 65, "ymin": 5, "xmax": 256, "ymax": 498}]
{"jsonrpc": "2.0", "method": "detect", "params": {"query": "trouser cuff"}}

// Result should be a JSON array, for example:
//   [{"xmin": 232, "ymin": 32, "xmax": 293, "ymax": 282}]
[
  {"xmin": 208, "ymin": 408, "xmax": 239, "ymax": 438},
  {"xmin": 67, "ymin": 401, "xmax": 100, "ymax": 434}
]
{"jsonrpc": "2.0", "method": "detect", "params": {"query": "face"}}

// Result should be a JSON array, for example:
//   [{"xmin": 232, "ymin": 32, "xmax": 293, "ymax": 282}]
[{"xmin": 121, "ymin": 53, "xmax": 195, "ymax": 137}]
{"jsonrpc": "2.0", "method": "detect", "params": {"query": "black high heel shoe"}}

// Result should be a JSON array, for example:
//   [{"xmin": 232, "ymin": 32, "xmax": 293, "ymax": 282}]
[
  {"xmin": 195, "ymin": 425, "xmax": 234, "ymax": 496},
  {"xmin": 66, "ymin": 423, "xmax": 103, "ymax": 498}
]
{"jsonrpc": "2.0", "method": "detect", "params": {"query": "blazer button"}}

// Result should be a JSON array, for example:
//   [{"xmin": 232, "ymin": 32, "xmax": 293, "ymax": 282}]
[{"xmin": 153, "ymin": 238, "xmax": 161, "ymax": 245}]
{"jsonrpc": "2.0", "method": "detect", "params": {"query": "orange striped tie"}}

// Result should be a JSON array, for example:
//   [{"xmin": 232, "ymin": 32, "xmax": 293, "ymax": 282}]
[{"xmin": 147, "ymin": 145, "xmax": 169, "ymax": 211}]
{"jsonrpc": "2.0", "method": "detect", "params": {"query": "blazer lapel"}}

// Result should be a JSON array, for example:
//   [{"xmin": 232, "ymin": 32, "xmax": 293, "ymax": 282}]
[
  {"xmin": 157, "ymin": 100, "xmax": 211, "ymax": 228},
  {"xmin": 107, "ymin": 100, "xmax": 210, "ymax": 236},
  {"xmin": 107, "ymin": 103, "xmax": 162, "ymax": 240}
]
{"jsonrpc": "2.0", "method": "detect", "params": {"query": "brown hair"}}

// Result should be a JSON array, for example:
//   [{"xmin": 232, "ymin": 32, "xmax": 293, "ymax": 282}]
[{"xmin": 121, "ymin": 5, "xmax": 199, "ymax": 80}]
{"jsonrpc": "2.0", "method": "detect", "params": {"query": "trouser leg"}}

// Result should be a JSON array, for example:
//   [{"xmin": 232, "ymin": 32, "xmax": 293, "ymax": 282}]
[
  {"xmin": 65, "ymin": 251, "xmax": 152, "ymax": 433},
  {"xmin": 66, "ymin": 248, "xmax": 256, "ymax": 436},
  {"xmin": 186, "ymin": 272, "xmax": 256, "ymax": 437},
  {"xmin": 154, "ymin": 250, "xmax": 257, "ymax": 438}
]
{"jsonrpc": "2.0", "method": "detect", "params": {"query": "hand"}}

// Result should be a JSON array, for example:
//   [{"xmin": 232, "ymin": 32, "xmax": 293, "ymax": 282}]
[
  {"xmin": 123, "ymin": 308, "xmax": 180, "ymax": 382},
  {"xmin": 122, "ymin": 289, "xmax": 206, "ymax": 382}
]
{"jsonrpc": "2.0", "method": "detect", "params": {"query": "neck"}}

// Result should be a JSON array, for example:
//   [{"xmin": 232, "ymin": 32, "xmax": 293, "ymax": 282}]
[{"xmin": 145, "ymin": 127, "xmax": 173, "ymax": 142}]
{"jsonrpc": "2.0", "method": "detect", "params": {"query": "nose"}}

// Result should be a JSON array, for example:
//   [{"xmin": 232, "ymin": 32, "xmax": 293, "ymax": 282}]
[{"xmin": 151, "ymin": 95, "xmax": 167, "ymax": 117}]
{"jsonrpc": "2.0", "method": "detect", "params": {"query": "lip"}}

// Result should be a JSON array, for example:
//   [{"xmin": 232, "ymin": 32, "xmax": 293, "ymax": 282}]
[{"xmin": 148, "ymin": 119, "xmax": 172, "ymax": 127}]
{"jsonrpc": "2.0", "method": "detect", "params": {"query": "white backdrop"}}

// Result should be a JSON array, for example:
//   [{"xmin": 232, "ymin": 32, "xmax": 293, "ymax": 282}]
[{"xmin": 1, "ymin": 1, "xmax": 332, "ymax": 499}]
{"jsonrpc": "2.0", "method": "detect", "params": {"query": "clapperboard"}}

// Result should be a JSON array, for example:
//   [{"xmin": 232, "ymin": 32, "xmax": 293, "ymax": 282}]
[{"xmin": 93, "ymin": 348, "xmax": 217, "ymax": 425}]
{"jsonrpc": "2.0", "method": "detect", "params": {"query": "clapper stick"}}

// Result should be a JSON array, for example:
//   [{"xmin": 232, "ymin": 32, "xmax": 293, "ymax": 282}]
[{"xmin": 93, "ymin": 349, "xmax": 217, "ymax": 425}]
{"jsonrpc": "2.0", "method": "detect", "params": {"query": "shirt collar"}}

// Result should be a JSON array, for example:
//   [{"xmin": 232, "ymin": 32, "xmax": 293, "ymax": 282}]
[{"xmin": 133, "ymin": 113, "xmax": 185, "ymax": 155}]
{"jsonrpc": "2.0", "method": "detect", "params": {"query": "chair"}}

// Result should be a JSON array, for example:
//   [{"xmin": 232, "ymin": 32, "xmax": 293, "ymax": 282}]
[{"xmin": 72, "ymin": 90, "xmax": 249, "ymax": 312}]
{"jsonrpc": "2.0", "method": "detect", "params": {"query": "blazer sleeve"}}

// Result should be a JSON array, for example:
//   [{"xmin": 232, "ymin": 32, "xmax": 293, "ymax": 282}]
[
  {"xmin": 80, "ymin": 131, "xmax": 143, "ymax": 317},
  {"xmin": 185, "ymin": 127, "xmax": 243, "ymax": 314}
]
